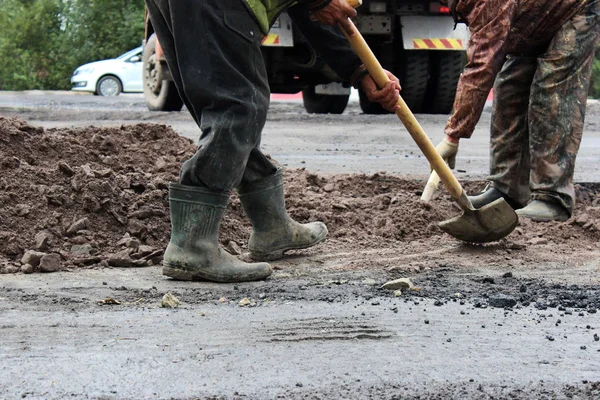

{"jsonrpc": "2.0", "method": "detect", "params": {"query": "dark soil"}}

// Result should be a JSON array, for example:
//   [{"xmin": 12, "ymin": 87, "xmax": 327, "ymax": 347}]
[{"xmin": 1, "ymin": 116, "xmax": 599, "ymax": 276}]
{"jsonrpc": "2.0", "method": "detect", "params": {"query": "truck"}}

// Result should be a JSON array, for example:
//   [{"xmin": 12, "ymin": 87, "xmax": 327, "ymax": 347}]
[{"xmin": 142, "ymin": 1, "xmax": 468, "ymax": 115}]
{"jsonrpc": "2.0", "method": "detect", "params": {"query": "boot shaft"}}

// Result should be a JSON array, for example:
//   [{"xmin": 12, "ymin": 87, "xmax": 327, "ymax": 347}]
[
  {"xmin": 168, "ymin": 184, "xmax": 229, "ymax": 244},
  {"xmin": 238, "ymin": 169, "xmax": 288, "ymax": 232}
]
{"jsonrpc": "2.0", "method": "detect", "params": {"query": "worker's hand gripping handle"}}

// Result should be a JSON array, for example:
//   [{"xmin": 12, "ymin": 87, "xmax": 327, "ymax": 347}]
[{"xmin": 340, "ymin": 0, "xmax": 468, "ymax": 206}]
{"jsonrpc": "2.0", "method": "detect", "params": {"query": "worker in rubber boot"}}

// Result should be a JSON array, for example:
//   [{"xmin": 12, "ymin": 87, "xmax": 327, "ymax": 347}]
[
  {"xmin": 145, "ymin": 0, "xmax": 401, "ymax": 282},
  {"xmin": 436, "ymin": 0, "xmax": 600, "ymax": 222}
]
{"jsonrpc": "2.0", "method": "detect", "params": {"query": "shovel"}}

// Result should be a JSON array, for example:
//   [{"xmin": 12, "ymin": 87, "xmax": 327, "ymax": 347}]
[{"xmin": 337, "ymin": 3, "xmax": 518, "ymax": 242}]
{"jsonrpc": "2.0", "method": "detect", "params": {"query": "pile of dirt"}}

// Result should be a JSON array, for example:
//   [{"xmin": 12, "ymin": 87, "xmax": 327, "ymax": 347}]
[{"xmin": 1, "ymin": 116, "xmax": 599, "ymax": 274}]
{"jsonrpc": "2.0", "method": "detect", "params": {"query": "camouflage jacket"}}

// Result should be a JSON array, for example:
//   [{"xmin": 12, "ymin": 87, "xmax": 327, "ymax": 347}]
[{"xmin": 445, "ymin": 0, "xmax": 588, "ymax": 140}]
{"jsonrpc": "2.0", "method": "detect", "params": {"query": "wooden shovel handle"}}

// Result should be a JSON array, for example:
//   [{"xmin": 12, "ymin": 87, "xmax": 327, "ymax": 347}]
[{"xmin": 338, "ymin": 19, "xmax": 464, "ymax": 201}]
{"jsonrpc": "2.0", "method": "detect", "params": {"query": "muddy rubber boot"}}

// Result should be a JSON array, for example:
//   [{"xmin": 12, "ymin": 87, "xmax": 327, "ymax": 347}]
[
  {"xmin": 468, "ymin": 187, "xmax": 522, "ymax": 210},
  {"xmin": 515, "ymin": 200, "xmax": 569, "ymax": 222},
  {"xmin": 162, "ymin": 184, "xmax": 272, "ymax": 282},
  {"xmin": 238, "ymin": 169, "xmax": 328, "ymax": 261}
]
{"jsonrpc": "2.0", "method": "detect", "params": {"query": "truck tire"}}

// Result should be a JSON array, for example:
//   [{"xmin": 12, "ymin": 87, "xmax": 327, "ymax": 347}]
[
  {"xmin": 358, "ymin": 51, "xmax": 430, "ymax": 114},
  {"xmin": 425, "ymin": 51, "xmax": 466, "ymax": 114},
  {"xmin": 143, "ymin": 34, "xmax": 184, "ymax": 112},
  {"xmin": 302, "ymin": 86, "xmax": 349, "ymax": 114},
  {"xmin": 397, "ymin": 51, "xmax": 430, "ymax": 114}
]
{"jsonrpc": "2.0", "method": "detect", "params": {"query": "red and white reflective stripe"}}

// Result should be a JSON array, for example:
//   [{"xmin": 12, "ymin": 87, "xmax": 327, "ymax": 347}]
[
  {"xmin": 261, "ymin": 34, "xmax": 280, "ymax": 45},
  {"xmin": 412, "ymin": 38, "xmax": 464, "ymax": 50}
]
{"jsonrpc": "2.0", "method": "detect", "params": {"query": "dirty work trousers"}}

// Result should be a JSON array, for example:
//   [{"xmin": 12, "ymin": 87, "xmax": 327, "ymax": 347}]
[
  {"xmin": 145, "ymin": 0, "xmax": 278, "ymax": 192},
  {"xmin": 488, "ymin": 0, "xmax": 600, "ymax": 215}
]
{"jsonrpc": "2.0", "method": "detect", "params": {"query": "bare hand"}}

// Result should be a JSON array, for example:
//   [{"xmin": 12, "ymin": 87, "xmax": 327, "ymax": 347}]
[
  {"xmin": 311, "ymin": 0, "xmax": 357, "ymax": 33},
  {"xmin": 360, "ymin": 70, "xmax": 401, "ymax": 112}
]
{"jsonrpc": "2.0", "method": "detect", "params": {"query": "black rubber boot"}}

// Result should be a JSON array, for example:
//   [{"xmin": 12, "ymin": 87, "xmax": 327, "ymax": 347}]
[
  {"xmin": 468, "ymin": 186, "xmax": 523, "ymax": 210},
  {"xmin": 238, "ymin": 169, "xmax": 328, "ymax": 261},
  {"xmin": 516, "ymin": 200, "xmax": 569, "ymax": 222},
  {"xmin": 163, "ymin": 184, "xmax": 272, "ymax": 282}
]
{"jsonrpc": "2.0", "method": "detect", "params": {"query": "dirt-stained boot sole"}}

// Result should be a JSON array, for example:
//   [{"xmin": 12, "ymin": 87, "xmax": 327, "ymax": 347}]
[
  {"xmin": 249, "ymin": 222, "xmax": 328, "ymax": 261},
  {"xmin": 163, "ymin": 262, "xmax": 272, "ymax": 283}
]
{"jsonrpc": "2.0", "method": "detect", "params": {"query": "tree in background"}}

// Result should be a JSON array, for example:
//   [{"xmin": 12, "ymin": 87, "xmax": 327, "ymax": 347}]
[
  {"xmin": 0, "ymin": 0, "xmax": 145, "ymax": 90},
  {"xmin": 590, "ymin": 48, "xmax": 600, "ymax": 99}
]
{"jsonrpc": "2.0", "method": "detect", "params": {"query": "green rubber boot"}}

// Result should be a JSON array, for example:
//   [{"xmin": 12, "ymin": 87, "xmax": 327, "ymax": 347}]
[
  {"xmin": 163, "ymin": 184, "xmax": 272, "ymax": 282},
  {"xmin": 468, "ymin": 187, "xmax": 523, "ymax": 210},
  {"xmin": 515, "ymin": 200, "xmax": 569, "ymax": 222},
  {"xmin": 238, "ymin": 169, "xmax": 328, "ymax": 261}
]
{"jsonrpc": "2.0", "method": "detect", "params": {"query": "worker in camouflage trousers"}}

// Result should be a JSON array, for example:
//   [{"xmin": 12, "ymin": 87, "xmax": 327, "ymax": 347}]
[
  {"xmin": 144, "ymin": 0, "xmax": 401, "ymax": 282},
  {"xmin": 436, "ymin": 0, "xmax": 600, "ymax": 221}
]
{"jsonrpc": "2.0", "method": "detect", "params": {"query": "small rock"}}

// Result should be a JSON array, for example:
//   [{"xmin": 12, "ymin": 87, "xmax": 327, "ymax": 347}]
[
  {"xmin": 96, "ymin": 168, "xmax": 113, "ymax": 178},
  {"xmin": 117, "ymin": 234, "xmax": 133, "ymax": 246},
  {"xmin": 34, "ymin": 230, "xmax": 53, "ymax": 250},
  {"xmin": 488, "ymin": 294, "xmax": 517, "ymax": 309},
  {"xmin": 15, "ymin": 204, "xmax": 31, "ymax": 216},
  {"xmin": 594, "ymin": 333, "xmax": 599, "ymax": 342},
  {"xmin": 528, "ymin": 237, "xmax": 548, "ymax": 246},
  {"xmin": 70, "ymin": 236, "xmax": 88, "ymax": 245},
  {"xmin": 238, "ymin": 298, "xmax": 251, "ymax": 307},
  {"xmin": 482, "ymin": 277, "xmax": 495, "ymax": 284},
  {"xmin": 58, "ymin": 162, "xmax": 74, "ymax": 176},
  {"xmin": 71, "ymin": 244, "xmax": 93, "ymax": 256},
  {"xmin": 519, "ymin": 284, "xmax": 527, "ymax": 293},
  {"xmin": 67, "ymin": 218, "xmax": 89, "ymax": 235},
  {"xmin": 381, "ymin": 278, "xmax": 415, "ymax": 291},
  {"xmin": 362, "ymin": 278, "xmax": 378, "ymax": 286},
  {"xmin": 116, "ymin": 236, "xmax": 140, "ymax": 251},
  {"xmin": 154, "ymin": 157, "xmax": 168, "ymax": 171},
  {"xmin": 332, "ymin": 203, "xmax": 348, "ymax": 211},
  {"xmin": 98, "ymin": 297, "xmax": 121, "ymax": 305},
  {"xmin": 227, "ymin": 241, "xmax": 242, "ymax": 256},
  {"xmin": 39, "ymin": 254, "xmax": 62, "ymax": 272},
  {"xmin": 137, "ymin": 244, "xmax": 155, "ymax": 257},
  {"xmin": 107, "ymin": 250, "xmax": 135, "ymax": 268},
  {"xmin": 393, "ymin": 290, "xmax": 402, "ymax": 297},
  {"xmin": 20, "ymin": 263, "xmax": 34, "ymax": 274},
  {"xmin": 21, "ymin": 250, "xmax": 46, "ymax": 267},
  {"xmin": 5, "ymin": 265, "xmax": 20, "ymax": 274},
  {"xmin": 502, "ymin": 272, "xmax": 513, "ymax": 278},
  {"xmin": 80, "ymin": 164, "xmax": 94, "ymax": 177},
  {"xmin": 160, "ymin": 293, "xmax": 181, "ymax": 308},
  {"xmin": 125, "ymin": 238, "xmax": 140, "ymax": 250},
  {"xmin": 546, "ymin": 335, "xmax": 555, "ymax": 341},
  {"xmin": 323, "ymin": 183, "xmax": 335, "ymax": 192},
  {"xmin": 219, "ymin": 297, "xmax": 227, "ymax": 303}
]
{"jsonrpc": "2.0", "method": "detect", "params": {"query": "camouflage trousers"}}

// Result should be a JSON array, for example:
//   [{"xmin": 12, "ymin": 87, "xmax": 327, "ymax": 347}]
[{"xmin": 489, "ymin": 0, "xmax": 600, "ymax": 216}]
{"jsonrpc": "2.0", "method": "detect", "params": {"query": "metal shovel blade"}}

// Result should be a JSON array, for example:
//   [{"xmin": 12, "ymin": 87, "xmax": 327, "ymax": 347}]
[{"xmin": 438, "ymin": 198, "xmax": 518, "ymax": 243}]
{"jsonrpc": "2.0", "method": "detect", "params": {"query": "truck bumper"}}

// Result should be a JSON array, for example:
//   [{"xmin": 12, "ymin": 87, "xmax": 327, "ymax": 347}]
[{"xmin": 400, "ymin": 16, "xmax": 469, "ymax": 51}]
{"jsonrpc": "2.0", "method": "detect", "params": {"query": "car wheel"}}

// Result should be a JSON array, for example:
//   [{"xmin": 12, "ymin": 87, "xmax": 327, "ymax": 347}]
[
  {"xmin": 96, "ymin": 75, "xmax": 122, "ymax": 96},
  {"xmin": 143, "ymin": 34, "xmax": 184, "ymax": 112}
]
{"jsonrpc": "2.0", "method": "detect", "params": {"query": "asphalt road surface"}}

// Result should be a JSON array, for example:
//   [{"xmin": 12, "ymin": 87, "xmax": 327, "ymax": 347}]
[
  {"xmin": 1, "ymin": 91, "xmax": 600, "ymax": 182},
  {"xmin": 1, "ymin": 91, "xmax": 600, "ymax": 400}
]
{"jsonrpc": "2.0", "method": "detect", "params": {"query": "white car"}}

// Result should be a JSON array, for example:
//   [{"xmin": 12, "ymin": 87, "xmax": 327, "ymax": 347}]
[{"xmin": 71, "ymin": 47, "xmax": 143, "ymax": 96}]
